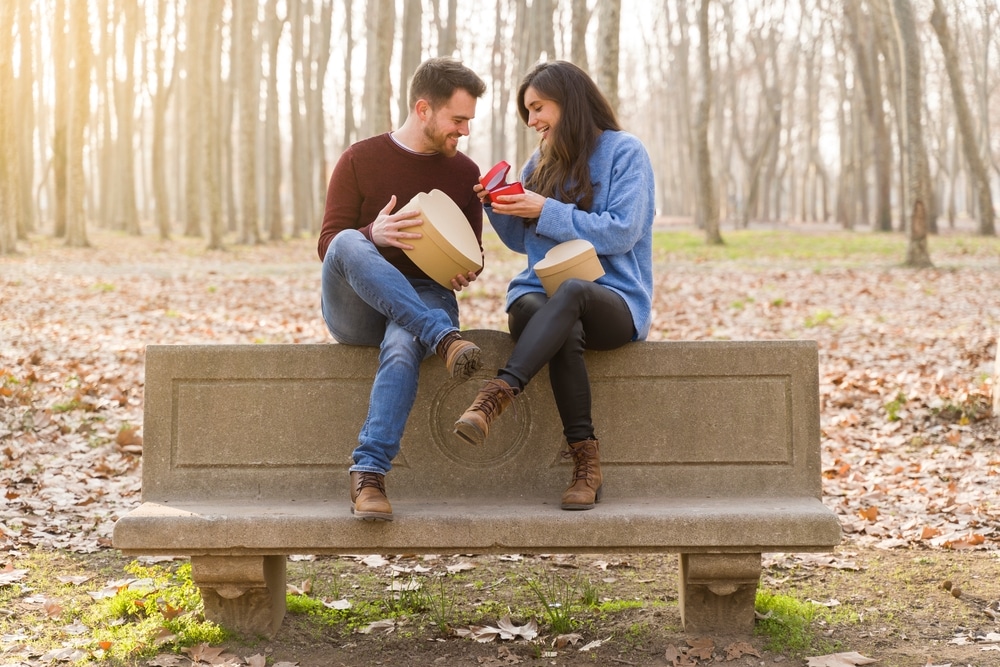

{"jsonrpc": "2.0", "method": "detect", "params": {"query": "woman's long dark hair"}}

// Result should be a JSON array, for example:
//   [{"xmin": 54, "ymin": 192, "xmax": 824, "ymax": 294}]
[{"xmin": 516, "ymin": 61, "xmax": 621, "ymax": 212}]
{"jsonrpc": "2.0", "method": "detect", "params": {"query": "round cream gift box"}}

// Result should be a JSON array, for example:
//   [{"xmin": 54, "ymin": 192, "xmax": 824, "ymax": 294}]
[
  {"xmin": 399, "ymin": 189, "xmax": 483, "ymax": 288},
  {"xmin": 533, "ymin": 239, "xmax": 605, "ymax": 296}
]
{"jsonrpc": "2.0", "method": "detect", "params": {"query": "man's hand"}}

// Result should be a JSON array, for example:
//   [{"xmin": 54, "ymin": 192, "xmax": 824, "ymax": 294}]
[
  {"xmin": 371, "ymin": 195, "xmax": 424, "ymax": 249},
  {"xmin": 449, "ymin": 270, "xmax": 479, "ymax": 292}
]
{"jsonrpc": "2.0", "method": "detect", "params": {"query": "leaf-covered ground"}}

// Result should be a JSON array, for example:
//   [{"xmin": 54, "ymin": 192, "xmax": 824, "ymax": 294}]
[
  {"xmin": 2, "ymin": 226, "xmax": 997, "ymax": 556},
  {"xmin": 1, "ymin": 224, "xmax": 999, "ymax": 666}
]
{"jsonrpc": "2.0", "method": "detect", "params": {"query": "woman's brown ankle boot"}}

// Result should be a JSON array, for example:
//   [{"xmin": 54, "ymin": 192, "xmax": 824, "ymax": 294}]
[{"xmin": 561, "ymin": 439, "xmax": 602, "ymax": 510}]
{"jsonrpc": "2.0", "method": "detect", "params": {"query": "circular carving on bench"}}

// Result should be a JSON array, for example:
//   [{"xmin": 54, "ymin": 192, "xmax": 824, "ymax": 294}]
[{"xmin": 429, "ymin": 375, "xmax": 531, "ymax": 468}]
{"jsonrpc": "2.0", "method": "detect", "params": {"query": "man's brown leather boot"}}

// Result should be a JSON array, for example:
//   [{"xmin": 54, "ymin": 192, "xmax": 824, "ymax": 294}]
[
  {"xmin": 350, "ymin": 471, "xmax": 393, "ymax": 521},
  {"xmin": 453, "ymin": 378, "xmax": 519, "ymax": 446},
  {"xmin": 560, "ymin": 439, "xmax": 603, "ymax": 510},
  {"xmin": 436, "ymin": 331, "xmax": 481, "ymax": 381}
]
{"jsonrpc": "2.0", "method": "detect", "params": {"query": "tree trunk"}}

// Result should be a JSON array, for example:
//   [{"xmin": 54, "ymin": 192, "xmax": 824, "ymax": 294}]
[
  {"xmin": 363, "ymin": 0, "xmax": 394, "ymax": 138},
  {"xmin": 289, "ymin": 0, "xmax": 318, "ymax": 237},
  {"xmin": 571, "ymin": 0, "xmax": 590, "ymax": 72},
  {"xmin": 845, "ymin": 0, "xmax": 893, "ymax": 232},
  {"xmin": 490, "ymin": 1, "xmax": 510, "ymax": 165},
  {"xmin": 65, "ymin": 0, "xmax": 91, "ymax": 248},
  {"xmin": 398, "ymin": 0, "xmax": 421, "ymax": 133},
  {"xmin": 205, "ymin": 0, "xmax": 225, "ymax": 251},
  {"xmin": 695, "ymin": 0, "xmax": 721, "ymax": 244},
  {"xmin": 16, "ymin": 0, "xmax": 34, "ymax": 236},
  {"xmin": 151, "ymin": 0, "xmax": 177, "ymax": 241},
  {"xmin": 52, "ymin": 0, "xmax": 68, "ymax": 238},
  {"xmin": 929, "ymin": 0, "xmax": 995, "ymax": 237},
  {"xmin": 264, "ymin": 0, "xmax": 285, "ymax": 240},
  {"xmin": 0, "ymin": 0, "xmax": 18, "ymax": 253},
  {"xmin": 183, "ymin": 0, "xmax": 206, "ymax": 237},
  {"xmin": 116, "ymin": 0, "xmax": 140, "ymax": 235},
  {"xmin": 435, "ymin": 0, "xmax": 458, "ymax": 58},
  {"xmin": 513, "ymin": 0, "xmax": 529, "ymax": 169},
  {"xmin": 235, "ymin": 0, "xmax": 261, "ymax": 244},
  {"xmin": 596, "ymin": 0, "xmax": 621, "ymax": 114},
  {"xmin": 311, "ymin": 0, "xmax": 333, "ymax": 237},
  {"xmin": 889, "ymin": 0, "xmax": 932, "ymax": 268}
]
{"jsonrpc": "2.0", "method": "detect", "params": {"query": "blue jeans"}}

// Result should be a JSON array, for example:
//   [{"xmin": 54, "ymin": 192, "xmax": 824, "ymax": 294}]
[{"xmin": 321, "ymin": 230, "xmax": 460, "ymax": 475}]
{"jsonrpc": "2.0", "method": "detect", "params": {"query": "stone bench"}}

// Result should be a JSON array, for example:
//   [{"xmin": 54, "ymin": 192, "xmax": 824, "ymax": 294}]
[{"xmin": 112, "ymin": 329, "xmax": 841, "ymax": 637}]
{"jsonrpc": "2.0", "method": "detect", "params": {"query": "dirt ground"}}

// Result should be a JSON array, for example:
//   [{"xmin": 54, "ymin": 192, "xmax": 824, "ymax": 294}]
[{"xmin": 178, "ymin": 545, "xmax": 1000, "ymax": 667}]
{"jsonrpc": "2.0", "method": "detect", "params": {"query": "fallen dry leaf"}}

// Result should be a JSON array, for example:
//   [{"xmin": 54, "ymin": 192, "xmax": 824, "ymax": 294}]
[{"xmin": 806, "ymin": 651, "xmax": 878, "ymax": 667}]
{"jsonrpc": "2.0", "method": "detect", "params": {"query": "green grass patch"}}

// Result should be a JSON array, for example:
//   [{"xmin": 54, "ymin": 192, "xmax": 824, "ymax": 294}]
[
  {"xmin": 754, "ymin": 590, "xmax": 845, "ymax": 654},
  {"xmin": 651, "ymin": 228, "xmax": 1000, "ymax": 267},
  {"xmin": 85, "ymin": 562, "xmax": 227, "ymax": 662}
]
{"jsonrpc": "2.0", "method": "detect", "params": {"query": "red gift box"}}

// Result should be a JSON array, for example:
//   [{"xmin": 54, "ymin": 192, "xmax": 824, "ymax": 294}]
[{"xmin": 480, "ymin": 160, "xmax": 524, "ymax": 203}]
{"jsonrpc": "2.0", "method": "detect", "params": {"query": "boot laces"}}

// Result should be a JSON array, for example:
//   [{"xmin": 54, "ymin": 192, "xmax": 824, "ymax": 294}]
[
  {"xmin": 356, "ymin": 472, "xmax": 385, "ymax": 493},
  {"xmin": 472, "ymin": 379, "xmax": 519, "ymax": 417},
  {"xmin": 563, "ymin": 442, "xmax": 598, "ymax": 481}
]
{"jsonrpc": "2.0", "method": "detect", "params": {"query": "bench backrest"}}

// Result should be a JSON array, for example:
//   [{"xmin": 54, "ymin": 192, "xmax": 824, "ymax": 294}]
[{"xmin": 141, "ymin": 330, "xmax": 821, "ymax": 503}]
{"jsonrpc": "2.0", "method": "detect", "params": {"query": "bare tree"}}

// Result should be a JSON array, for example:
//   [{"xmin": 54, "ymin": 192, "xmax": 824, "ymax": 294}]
[
  {"xmin": 183, "ymin": 0, "xmax": 206, "ymax": 237},
  {"xmin": 150, "ymin": 0, "xmax": 178, "ymax": 241},
  {"xmin": 845, "ymin": 0, "xmax": 893, "ymax": 231},
  {"xmin": 16, "ymin": 0, "xmax": 34, "ymax": 237},
  {"xmin": 490, "ymin": 1, "xmax": 512, "ymax": 165},
  {"xmin": 398, "ymin": 0, "xmax": 422, "ymax": 129},
  {"xmin": 234, "ymin": 0, "xmax": 261, "ymax": 244},
  {"xmin": 434, "ymin": 0, "xmax": 458, "ymax": 57},
  {"xmin": 52, "ymin": 0, "xmax": 69, "ymax": 238},
  {"xmin": 363, "ymin": 0, "xmax": 395, "ymax": 138},
  {"xmin": 311, "ymin": 0, "xmax": 334, "ymax": 236},
  {"xmin": 65, "ymin": 0, "xmax": 91, "ymax": 248},
  {"xmin": 0, "ymin": 0, "xmax": 18, "ymax": 253},
  {"xmin": 596, "ymin": 0, "xmax": 621, "ymax": 113},
  {"xmin": 930, "ymin": 0, "xmax": 995, "ymax": 236},
  {"xmin": 263, "ymin": 0, "xmax": 286, "ymax": 240},
  {"xmin": 695, "ymin": 0, "xmax": 721, "ymax": 244},
  {"xmin": 571, "ymin": 0, "xmax": 591, "ymax": 71},
  {"xmin": 340, "ymin": 0, "xmax": 356, "ymax": 153},
  {"xmin": 888, "ymin": 0, "xmax": 932, "ymax": 267},
  {"xmin": 204, "ymin": 0, "xmax": 225, "ymax": 250},
  {"xmin": 115, "ymin": 0, "xmax": 141, "ymax": 235}
]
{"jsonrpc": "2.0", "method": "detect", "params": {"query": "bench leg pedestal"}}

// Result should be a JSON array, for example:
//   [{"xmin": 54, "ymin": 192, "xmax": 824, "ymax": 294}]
[
  {"xmin": 191, "ymin": 555, "xmax": 286, "ymax": 638},
  {"xmin": 678, "ymin": 553, "xmax": 761, "ymax": 635}
]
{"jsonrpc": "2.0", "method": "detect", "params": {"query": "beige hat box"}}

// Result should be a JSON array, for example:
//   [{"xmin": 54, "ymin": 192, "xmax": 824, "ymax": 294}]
[
  {"xmin": 399, "ymin": 189, "xmax": 483, "ymax": 288},
  {"xmin": 533, "ymin": 239, "xmax": 605, "ymax": 296}
]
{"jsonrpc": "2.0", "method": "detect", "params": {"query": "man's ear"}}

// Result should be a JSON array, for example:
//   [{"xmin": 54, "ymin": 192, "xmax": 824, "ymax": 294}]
[{"xmin": 415, "ymin": 99, "xmax": 430, "ymax": 120}]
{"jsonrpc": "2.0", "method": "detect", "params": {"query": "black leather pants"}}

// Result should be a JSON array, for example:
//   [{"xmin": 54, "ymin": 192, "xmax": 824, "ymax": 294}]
[{"xmin": 499, "ymin": 279, "xmax": 635, "ymax": 443}]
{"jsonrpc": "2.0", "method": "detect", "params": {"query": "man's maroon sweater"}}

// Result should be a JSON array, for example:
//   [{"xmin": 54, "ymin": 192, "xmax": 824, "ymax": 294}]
[{"xmin": 317, "ymin": 133, "xmax": 484, "ymax": 282}]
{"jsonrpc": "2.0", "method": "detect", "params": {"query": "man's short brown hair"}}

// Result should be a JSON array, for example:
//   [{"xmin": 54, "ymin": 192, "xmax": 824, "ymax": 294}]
[{"xmin": 409, "ymin": 57, "xmax": 486, "ymax": 109}]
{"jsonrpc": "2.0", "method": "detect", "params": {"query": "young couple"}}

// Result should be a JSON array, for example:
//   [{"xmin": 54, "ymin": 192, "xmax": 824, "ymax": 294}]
[{"xmin": 318, "ymin": 57, "xmax": 655, "ymax": 521}]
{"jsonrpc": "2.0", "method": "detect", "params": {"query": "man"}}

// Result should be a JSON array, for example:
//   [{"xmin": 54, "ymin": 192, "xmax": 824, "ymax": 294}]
[{"xmin": 318, "ymin": 57, "xmax": 487, "ymax": 521}]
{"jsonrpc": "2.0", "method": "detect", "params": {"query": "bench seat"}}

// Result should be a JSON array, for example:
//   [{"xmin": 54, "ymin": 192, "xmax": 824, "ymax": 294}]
[{"xmin": 115, "ymin": 497, "xmax": 838, "ymax": 554}]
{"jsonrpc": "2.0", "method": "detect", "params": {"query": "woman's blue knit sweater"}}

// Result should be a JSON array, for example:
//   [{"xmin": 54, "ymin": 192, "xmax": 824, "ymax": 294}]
[{"xmin": 487, "ymin": 130, "xmax": 656, "ymax": 340}]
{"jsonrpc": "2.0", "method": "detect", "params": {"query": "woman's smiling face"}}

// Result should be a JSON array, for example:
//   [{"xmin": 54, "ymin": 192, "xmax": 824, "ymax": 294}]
[{"xmin": 523, "ymin": 86, "xmax": 561, "ymax": 144}]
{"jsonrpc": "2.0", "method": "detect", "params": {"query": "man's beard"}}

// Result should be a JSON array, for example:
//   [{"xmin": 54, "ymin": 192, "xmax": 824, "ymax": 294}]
[{"xmin": 423, "ymin": 121, "xmax": 459, "ymax": 157}]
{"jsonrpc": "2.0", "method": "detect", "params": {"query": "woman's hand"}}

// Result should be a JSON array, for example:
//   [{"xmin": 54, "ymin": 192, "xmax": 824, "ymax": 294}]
[
  {"xmin": 488, "ymin": 189, "xmax": 546, "ymax": 220},
  {"xmin": 370, "ymin": 195, "xmax": 423, "ymax": 249}
]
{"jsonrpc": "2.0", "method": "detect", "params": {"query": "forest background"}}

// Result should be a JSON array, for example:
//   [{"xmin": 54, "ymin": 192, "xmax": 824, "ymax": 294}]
[{"xmin": 0, "ymin": 0, "xmax": 999, "ymax": 260}]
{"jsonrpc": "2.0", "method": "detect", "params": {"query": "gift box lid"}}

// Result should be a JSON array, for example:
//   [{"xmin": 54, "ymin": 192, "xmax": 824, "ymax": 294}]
[{"xmin": 533, "ymin": 239, "xmax": 604, "ymax": 296}]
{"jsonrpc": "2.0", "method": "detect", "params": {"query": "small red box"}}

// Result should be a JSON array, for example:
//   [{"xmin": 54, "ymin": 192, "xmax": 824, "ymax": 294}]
[{"xmin": 480, "ymin": 161, "xmax": 524, "ymax": 203}]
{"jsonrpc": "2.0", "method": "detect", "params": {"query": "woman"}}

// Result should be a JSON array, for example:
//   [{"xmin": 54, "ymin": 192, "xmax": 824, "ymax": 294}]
[{"xmin": 454, "ymin": 60, "xmax": 655, "ymax": 510}]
